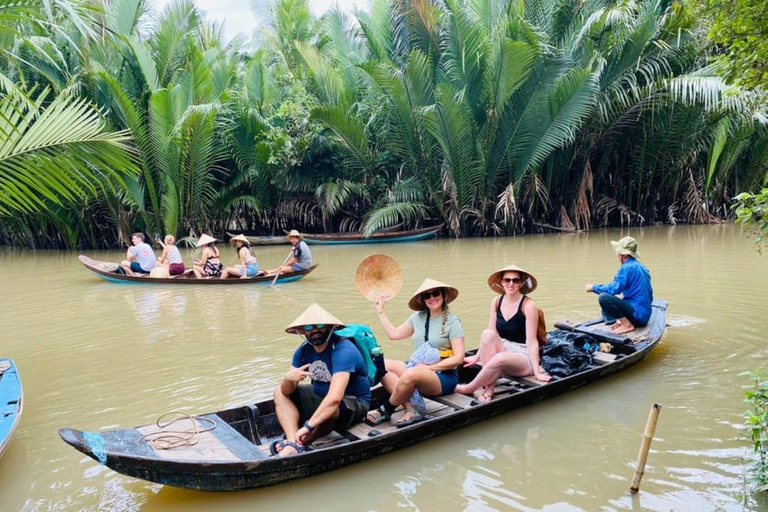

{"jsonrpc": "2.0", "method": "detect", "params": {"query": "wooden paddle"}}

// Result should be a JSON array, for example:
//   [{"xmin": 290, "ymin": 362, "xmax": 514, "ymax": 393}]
[{"xmin": 270, "ymin": 250, "xmax": 294, "ymax": 286}]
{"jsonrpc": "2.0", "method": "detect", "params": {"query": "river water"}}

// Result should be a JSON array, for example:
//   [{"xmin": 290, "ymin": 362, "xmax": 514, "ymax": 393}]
[{"xmin": 1, "ymin": 225, "xmax": 766, "ymax": 511}]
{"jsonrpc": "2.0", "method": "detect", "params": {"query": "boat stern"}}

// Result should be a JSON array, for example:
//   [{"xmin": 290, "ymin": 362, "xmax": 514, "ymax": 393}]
[{"xmin": 59, "ymin": 428, "xmax": 108, "ymax": 465}]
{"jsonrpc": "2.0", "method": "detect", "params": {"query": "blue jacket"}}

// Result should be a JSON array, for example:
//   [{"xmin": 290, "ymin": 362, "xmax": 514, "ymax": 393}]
[{"xmin": 592, "ymin": 258, "xmax": 654, "ymax": 324}]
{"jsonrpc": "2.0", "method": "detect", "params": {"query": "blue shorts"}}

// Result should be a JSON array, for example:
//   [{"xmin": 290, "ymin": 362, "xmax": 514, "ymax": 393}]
[
  {"xmin": 245, "ymin": 263, "xmax": 259, "ymax": 277},
  {"xmin": 435, "ymin": 369, "xmax": 458, "ymax": 395},
  {"xmin": 291, "ymin": 263, "xmax": 308, "ymax": 272},
  {"xmin": 130, "ymin": 262, "xmax": 150, "ymax": 274}
]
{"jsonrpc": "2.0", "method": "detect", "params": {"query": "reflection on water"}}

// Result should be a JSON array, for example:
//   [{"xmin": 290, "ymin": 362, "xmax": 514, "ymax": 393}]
[{"xmin": 1, "ymin": 225, "xmax": 767, "ymax": 511}]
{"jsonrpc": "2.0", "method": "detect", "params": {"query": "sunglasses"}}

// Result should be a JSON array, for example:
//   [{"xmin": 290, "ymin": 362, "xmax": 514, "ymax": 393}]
[
  {"xmin": 420, "ymin": 290, "xmax": 442, "ymax": 300},
  {"xmin": 502, "ymin": 277, "xmax": 523, "ymax": 285},
  {"xmin": 302, "ymin": 324, "xmax": 326, "ymax": 331}
]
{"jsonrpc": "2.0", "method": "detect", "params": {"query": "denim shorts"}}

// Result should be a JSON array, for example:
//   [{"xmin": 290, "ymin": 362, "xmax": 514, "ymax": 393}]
[
  {"xmin": 291, "ymin": 263, "xmax": 308, "ymax": 272},
  {"xmin": 130, "ymin": 261, "xmax": 150, "ymax": 274},
  {"xmin": 245, "ymin": 263, "xmax": 259, "ymax": 277},
  {"xmin": 435, "ymin": 369, "xmax": 458, "ymax": 395}
]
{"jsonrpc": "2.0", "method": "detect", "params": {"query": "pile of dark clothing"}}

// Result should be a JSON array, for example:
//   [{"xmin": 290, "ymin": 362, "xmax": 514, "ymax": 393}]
[{"xmin": 540, "ymin": 331, "xmax": 599, "ymax": 378}]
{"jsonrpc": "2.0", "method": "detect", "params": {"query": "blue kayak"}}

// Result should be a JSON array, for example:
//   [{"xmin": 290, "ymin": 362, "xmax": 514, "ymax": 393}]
[{"xmin": 0, "ymin": 359, "xmax": 22, "ymax": 457}]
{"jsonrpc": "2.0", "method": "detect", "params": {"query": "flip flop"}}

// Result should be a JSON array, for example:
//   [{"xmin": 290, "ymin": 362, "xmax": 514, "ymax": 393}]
[
  {"xmin": 365, "ymin": 406, "xmax": 391, "ymax": 426},
  {"xmin": 269, "ymin": 440, "xmax": 306, "ymax": 457},
  {"xmin": 470, "ymin": 389, "xmax": 494, "ymax": 406}
]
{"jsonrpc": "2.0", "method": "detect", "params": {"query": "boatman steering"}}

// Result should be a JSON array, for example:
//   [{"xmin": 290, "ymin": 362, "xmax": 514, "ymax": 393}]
[
  {"xmin": 585, "ymin": 236, "xmax": 654, "ymax": 335},
  {"xmin": 272, "ymin": 303, "xmax": 371, "ymax": 456}
]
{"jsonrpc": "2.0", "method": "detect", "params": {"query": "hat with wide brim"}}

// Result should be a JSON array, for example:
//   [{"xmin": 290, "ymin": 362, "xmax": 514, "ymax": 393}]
[
  {"xmin": 408, "ymin": 278, "xmax": 459, "ymax": 311},
  {"xmin": 197, "ymin": 234, "xmax": 217, "ymax": 247},
  {"xmin": 610, "ymin": 236, "xmax": 640, "ymax": 259},
  {"xmin": 229, "ymin": 234, "xmax": 249, "ymax": 244},
  {"xmin": 285, "ymin": 303, "xmax": 345, "ymax": 334},
  {"xmin": 487, "ymin": 265, "xmax": 538, "ymax": 294},
  {"xmin": 285, "ymin": 229, "xmax": 303, "ymax": 240},
  {"xmin": 355, "ymin": 254, "xmax": 403, "ymax": 302}
]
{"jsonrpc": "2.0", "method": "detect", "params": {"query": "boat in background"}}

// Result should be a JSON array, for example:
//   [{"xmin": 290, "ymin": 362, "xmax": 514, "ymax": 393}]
[
  {"xmin": 0, "ymin": 359, "xmax": 22, "ymax": 458},
  {"xmin": 225, "ymin": 233, "xmax": 290, "ymax": 246},
  {"xmin": 303, "ymin": 225, "xmax": 443, "ymax": 245},
  {"xmin": 78, "ymin": 255, "xmax": 318, "ymax": 285},
  {"xmin": 59, "ymin": 301, "xmax": 667, "ymax": 491}
]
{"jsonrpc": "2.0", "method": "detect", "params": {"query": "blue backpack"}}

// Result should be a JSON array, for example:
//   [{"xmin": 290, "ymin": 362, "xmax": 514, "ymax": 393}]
[{"xmin": 335, "ymin": 324, "xmax": 387, "ymax": 386}]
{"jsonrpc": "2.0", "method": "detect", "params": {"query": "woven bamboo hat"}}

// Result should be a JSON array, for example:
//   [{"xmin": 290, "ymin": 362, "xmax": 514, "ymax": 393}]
[
  {"xmin": 610, "ymin": 236, "xmax": 640, "ymax": 259},
  {"xmin": 408, "ymin": 278, "xmax": 459, "ymax": 311},
  {"xmin": 285, "ymin": 229, "xmax": 303, "ymax": 240},
  {"xmin": 229, "ymin": 234, "xmax": 249, "ymax": 244},
  {"xmin": 197, "ymin": 234, "xmax": 217, "ymax": 247},
  {"xmin": 487, "ymin": 264, "xmax": 538, "ymax": 294},
  {"xmin": 355, "ymin": 254, "xmax": 403, "ymax": 302},
  {"xmin": 285, "ymin": 303, "xmax": 345, "ymax": 334}
]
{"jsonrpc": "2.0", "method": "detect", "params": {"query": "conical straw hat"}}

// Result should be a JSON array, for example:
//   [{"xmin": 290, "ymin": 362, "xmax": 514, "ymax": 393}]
[
  {"xmin": 408, "ymin": 278, "xmax": 459, "ymax": 311},
  {"xmin": 197, "ymin": 234, "xmax": 217, "ymax": 247},
  {"xmin": 487, "ymin": 264, "xmax": 537, "ymax": 294},
  {"xmin": 229, "ymin": 234, "xmax": 249, "ymax": 244},
  {"xmin": 285, "ymin": 303, "xmax": 345, "ymax": 334},
  {"xmin": 355, "ymin": 254, "xmax": 403, "ymax": 302}
]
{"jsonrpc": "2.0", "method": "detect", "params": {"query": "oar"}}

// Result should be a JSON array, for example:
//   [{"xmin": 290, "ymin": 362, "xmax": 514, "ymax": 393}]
[{"xmin": 270, "ymin": 250, "xmax": 294, "ymax": 286}]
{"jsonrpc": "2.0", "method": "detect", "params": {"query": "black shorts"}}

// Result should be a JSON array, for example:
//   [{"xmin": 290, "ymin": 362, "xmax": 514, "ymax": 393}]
[{"xmin": 290, "ymin": 384, "xmax": 369, "ymax": 428}]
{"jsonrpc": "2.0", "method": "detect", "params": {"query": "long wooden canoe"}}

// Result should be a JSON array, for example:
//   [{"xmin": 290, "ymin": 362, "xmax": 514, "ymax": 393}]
[
  {"xmin": 0, "ymin": 359, "xmax": 22, "ymax": 458},
  {"xmin": 225, "ymin": 233, "xmax": 291, "ymax": 246},
  {"xmin": 59, "ymin": 300, "xmax": 667, "ymax": 491},
  {"xmin": 302, "ymin": 225, "xmax": 443, "ymax": 245},
  {"xmin": 78, "ymin": 255, "xmax": 318, "ymax": 285}
]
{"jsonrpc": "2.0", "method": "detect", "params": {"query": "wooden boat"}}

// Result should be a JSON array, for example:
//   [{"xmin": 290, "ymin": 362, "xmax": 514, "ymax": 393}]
[
  {"xmin": 0, "ymin": 359, "xmax": 22, "ymax": 458},
  {"xmin": 78, "ymin": 255, "xmax": 318, "ymax": 285},
  {"xmin": 59, "ymin": 300, "xmax": 667, "ymax": 492},
  {"xmin": 225, "ymin": 233, "xmax": 290, "ymax": 246},
  {"xmin": 302, "ymin": 225, "xmax": 443, "ymax": 245}
]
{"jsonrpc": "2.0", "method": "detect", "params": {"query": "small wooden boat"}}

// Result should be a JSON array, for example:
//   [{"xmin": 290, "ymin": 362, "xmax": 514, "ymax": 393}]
[
  {"xmin": 78, "ymin": 255, "xmax": 318, "ymax": 285},
  {"xmin": 0, "ymin": 359, "xmax": 22, "ymax": 458},
  {"xmin": 225, "ymin": 233, "xmax": 291, "ymax": 246},
  {"xmin": 59, "ymin": 301, "xmax": 667, "ymax": 492},
  {"xmin": 303, "ymin": 225, "xmax": 443, "ymax": 245}
]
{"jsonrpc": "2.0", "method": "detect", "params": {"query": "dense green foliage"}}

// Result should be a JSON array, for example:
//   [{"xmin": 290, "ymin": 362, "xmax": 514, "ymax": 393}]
[
  {"xmin": 0, "ymin": 0, "xmax": 767, "ymax": 248},
  {"xmin": 734, "ymin": 188, "xmax": 768, "ymax": 250},
  {"xmin": 742, "ymin": 369, "xmax": 768, "ymax": 493},
  {"xmin": 700, "ymin": 0, "xmax": 768, "ymax": 88}
]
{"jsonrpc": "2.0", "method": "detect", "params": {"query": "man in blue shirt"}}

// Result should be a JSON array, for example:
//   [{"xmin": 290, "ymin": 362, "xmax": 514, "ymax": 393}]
[
  {"xmin": 586, "ymin": 236, "xmax": 653, "ymax": 335},
  {"xmin": 272, "ymin": 303, "xmax": 371, "ymax": 457}
]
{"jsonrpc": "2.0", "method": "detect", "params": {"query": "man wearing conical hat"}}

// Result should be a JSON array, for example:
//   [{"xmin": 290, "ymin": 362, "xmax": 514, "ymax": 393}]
[
  {"xmin": 272, "ymin": 303, "xmax": 371, "ymax": 456},
  {"xmin": 586, "ymin": 236, "xmax": 654, "ymax": 335},
  {"xmin": 266, "ymin": 229, "xmax": 312, "ymax": 275},
  {"xmin": 119, "ymin": 232, "xmax": 156, "ymax": 276}
]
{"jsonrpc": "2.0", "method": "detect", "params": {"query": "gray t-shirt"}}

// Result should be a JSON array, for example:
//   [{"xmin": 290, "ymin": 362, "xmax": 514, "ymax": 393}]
[
  {"xmin": 166, "ymin": 245, "xmax": 183, "ymax": 264},
  {"xmin": 406, "ymin": 311, "xmax": 465, "ymax": 351},
  {"xmin": 294, "ymin": 240, "xmax": 312, "ymax": 268},
  {"xmin": 129, "ymin": 242, "xmax": 156, "ymax": 271}
]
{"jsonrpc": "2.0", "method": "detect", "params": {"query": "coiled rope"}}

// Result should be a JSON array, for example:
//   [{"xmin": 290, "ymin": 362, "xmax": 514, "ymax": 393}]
[{"xmin": 138, "ymin": 411, "xmax": 217, "ymax": 450}]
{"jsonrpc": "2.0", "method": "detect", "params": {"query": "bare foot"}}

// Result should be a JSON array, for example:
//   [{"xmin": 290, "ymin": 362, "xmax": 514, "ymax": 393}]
[
  {"xmin": 464, "ymin": 354, "xmax": 480, "ymax": 366},
  {"xmin": 455, "ymin": 384, "xmax": 474, "ymax": 395},
  {"xmin": 609, "ymin": 322, "xmax": 620, "ymax": 331},
  {"xmin": 613, "ymin": 323, "xmax": 636, "ymax": 335}
]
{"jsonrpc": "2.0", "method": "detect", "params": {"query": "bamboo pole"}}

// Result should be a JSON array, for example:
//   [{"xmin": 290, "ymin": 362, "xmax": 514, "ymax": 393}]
[{"xmin": 630, "ymin": 403, "xmax": 662, "ymax": 494}]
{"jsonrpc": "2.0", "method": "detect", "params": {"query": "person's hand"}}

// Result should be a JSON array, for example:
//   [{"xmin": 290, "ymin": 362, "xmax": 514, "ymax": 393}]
[
  {"xmin": 295, "ymin": 427, "xmax": 311, "ymax": 445},
  {"xmin": 375, "ymin": 295, "xmax": 389, "ymax": 315},
  {"xmin": 585, "ymin": 284, "xmax": 593, "ymax": 293},
  {"xmin": 285, "ymin": 364, "xmax": 312, "ymax": 384}
]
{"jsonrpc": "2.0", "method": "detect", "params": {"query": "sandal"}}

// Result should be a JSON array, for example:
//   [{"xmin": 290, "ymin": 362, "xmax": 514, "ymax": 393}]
[
  {"xmin": 269, "ymin": 439, "xmax": 306, "ymax": 457},
  {"xmin": 365, "ymin": 406, "xmax": 391, "ymax": 426},
  {"xmin": 395, "ymin": 408, "xmax": 426, "ymax": 428},
  {"xmin": 470, "ymin": 387, "xmax": 494, "ymax": 406}
]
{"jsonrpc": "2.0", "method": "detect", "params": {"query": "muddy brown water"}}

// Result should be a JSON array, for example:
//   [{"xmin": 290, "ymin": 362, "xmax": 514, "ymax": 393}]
[{"xmin": 1, "ymin": 225, "xmax": 766, "ymax": 511}]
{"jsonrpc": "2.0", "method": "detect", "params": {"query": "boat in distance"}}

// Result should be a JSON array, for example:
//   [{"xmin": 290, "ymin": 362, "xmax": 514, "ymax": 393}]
[
  {"xmin": 0, "ymin": 358, "xmax": 22, "ymax": 458},
  {"xmin": 225, "ymin": 233, "xmax": 291, "ymax": 246},
  {"xmin": 302, "ymin": 225, "xmax": 443, "ymax": 245},
  {"xmin": 78, "ymin": 255, "xmax": 318, "ymax": 285},
  {"xmin": 59, "ymin": 301, "xmax": 667, "ymax": 492}
]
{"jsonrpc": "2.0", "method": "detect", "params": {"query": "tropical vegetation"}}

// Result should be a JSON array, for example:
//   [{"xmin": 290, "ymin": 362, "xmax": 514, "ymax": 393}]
[
  {"xmin": 742, "ymin": 369, "xmax": 768, "ymax": 493},
  {"xmin": 0, "ymin": 0, "xmax": 767, "ymax": 248}
]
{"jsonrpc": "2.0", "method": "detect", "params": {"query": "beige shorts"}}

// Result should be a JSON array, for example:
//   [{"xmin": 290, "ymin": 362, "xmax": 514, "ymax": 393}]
[{"xmin": 502, "ymin": 340, "xmax": 534, "ymax": 375}]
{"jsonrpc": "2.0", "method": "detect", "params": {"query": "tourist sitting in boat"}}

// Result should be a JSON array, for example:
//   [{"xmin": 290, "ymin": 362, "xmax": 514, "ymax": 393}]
[
  {"xmin": 192, "ymin": 234, "xmax": 223, "ymax": 278},
  {"xmin": 366, "ymin": 279, "xmax": 465, "ymax": 427},
  {"xmin": 220, "ymin": 234, "xmax": 259, "ymax": 279},
  {"xmin": 272, "ymin": 303, "xmax": 371, "ymax": 456},
  {"xmin": 585, "ymin": 236, "xmax": 653, "ymax": 335},
  {"xmin": 456, "ymin": 265, "xmax": 551, "ymax": 404},
  {"xmin": 266, "ymin": 229, "xmax": 312, "ymax": 274},
  {"xmin": 154, "ymin": 235, "xmax": 185, "ymax": 276},
  {"xmin": 119, "ymin": 232, "xmax": 156, "ymax": 276}
]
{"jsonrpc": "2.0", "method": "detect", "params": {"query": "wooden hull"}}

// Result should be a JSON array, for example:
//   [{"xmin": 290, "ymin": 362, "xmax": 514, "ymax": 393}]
[
  {"xmin": 303, "ymin": 225, "xmax": 442, "ymax": 245},
  {"xmin": 59, "ymin": 301, "xmax": 668, "ymax": 491},
  {"xmin": 225, "ymin": 233, "xmax": 290, "ymax": 246},
  {"xmin": 0, "ymin": 359, "xmax": 22, "ymax": 458},
  {"xmin": 78, "ymin": 255, "xmax": 318, "ymax": 285}
]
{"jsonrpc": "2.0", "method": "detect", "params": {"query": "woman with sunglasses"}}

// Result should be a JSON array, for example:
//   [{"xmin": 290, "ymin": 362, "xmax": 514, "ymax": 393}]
[
  {"xmin": 366, "ymin": 278, "xmax": 465, "ymax": 427},
  {"xmin": 456, "ymin": 265, "xmax": 551, "ymax": 404}
]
